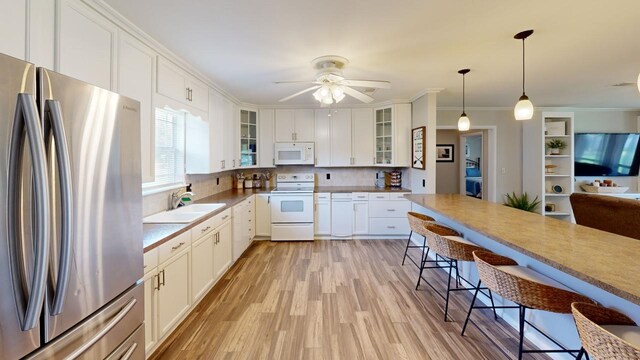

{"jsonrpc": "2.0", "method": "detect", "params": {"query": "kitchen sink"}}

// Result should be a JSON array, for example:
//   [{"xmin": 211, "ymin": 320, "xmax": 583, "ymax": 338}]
[
  {"xmin": 173, "ymin": 203, "xmax": 225, "ymax": 213},
  {"xmin": 143, "ymin": 203, "xmax": 226, "ymax": 224}
]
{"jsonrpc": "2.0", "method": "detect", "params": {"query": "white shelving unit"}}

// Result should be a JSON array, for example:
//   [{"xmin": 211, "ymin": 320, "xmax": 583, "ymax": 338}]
[{"xmin": 523, "ymin": 112, "xmax": 575, "ymax": 222}]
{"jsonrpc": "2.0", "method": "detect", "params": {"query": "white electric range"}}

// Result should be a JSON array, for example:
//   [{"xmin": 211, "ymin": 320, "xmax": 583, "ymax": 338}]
[{"xmin": 270, "ymin": 173, "xmax": 315, "ymax": 241}]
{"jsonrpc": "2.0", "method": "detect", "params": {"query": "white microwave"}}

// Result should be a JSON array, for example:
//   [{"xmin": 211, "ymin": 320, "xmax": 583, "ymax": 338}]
[{"xmin": 274, "ymin": 142, "xmax": 314, "ymax": 165}]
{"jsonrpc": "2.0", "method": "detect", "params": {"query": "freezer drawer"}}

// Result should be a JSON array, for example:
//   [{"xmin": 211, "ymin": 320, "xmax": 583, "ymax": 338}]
[
  {"xmin": 26, "ymin": 283, "xmax": 144, "ymax": 360},
  {"xmin": 105, "ymin": 324, "xmax": 144, "ymax": 360},
  {"xmin": 271, "ymin": 223, "xmax": 314, "ymax": 241}
]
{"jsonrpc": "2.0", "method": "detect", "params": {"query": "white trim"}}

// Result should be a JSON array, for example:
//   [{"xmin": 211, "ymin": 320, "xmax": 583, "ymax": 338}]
[
  {"xmin": 142, "ymin": 182, "xmax": 187, "ymax": 197},
  {"xmin": 439, "ymin": 106, "xmax": 640, "ymax": 112},
  {"xmin": 409, "ymin": 88, "xmax": 444, "ymax": 103}
]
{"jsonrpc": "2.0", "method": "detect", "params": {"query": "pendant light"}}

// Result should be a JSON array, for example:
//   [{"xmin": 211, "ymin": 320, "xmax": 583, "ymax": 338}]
[
  {"xmin": 514, "ymin": 29, "xmax": 534, "ymax": 120},
  {"xmin": 458, "ymin": 69, "xmax": 471, "ymax": 131}
]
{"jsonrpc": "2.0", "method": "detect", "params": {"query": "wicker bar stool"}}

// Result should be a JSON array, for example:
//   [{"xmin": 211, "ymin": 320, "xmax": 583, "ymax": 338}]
[
  {"xmin": 402, "ymin": 212, "xmax": 435, "ymax": 269},
  {"xmin": 469, "ymin": 250, "xmax": 595, "ymax": 360},
  {"xmin": 572, "ymin": 302, "xmax": 640, "ymax": 360},
  {"xmin": 415, "ymin": 222, "xmax": 462, "ymax": 291},
  {"xmin": 426, "ymin": 233, "xmax": 498, "ymax": 322}
]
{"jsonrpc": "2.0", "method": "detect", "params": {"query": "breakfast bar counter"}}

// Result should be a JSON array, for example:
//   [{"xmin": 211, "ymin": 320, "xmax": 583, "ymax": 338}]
[{"xmin": 404, "ymin": 194, "xmax": 640, "ymax": 305}]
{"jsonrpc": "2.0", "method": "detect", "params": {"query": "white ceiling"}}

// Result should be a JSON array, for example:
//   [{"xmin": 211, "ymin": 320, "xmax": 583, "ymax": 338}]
[{"xmin": 104, "ymin": 0, "xmax": 640, "ymax": 108}]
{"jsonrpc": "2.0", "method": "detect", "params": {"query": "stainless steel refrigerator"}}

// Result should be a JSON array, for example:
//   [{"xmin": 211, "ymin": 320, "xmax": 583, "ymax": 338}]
[{"xmin": 1, "ymin": 53, "xmax": 145, "ymax": 359}]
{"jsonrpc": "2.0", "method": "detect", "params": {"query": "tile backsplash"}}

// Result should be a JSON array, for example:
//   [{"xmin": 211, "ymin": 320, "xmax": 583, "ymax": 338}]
[{"xmin": 271, "ymin": 166, "xmax": 409, "ymax": 187}]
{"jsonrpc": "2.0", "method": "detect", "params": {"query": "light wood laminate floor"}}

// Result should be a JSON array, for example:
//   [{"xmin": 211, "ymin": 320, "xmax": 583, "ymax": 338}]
[{"xmin": 150, "ymin": 240, "xmax": 550, "ymax": 360}]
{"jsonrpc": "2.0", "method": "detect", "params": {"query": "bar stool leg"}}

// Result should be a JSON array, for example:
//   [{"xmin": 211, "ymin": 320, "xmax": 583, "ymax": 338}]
[
  {"xmin": 576, "ymin": 347, "xmax": 586, "ymax": 360},
  {"xmin": 444, "ymin": 259, "xmax": 454, "ymax": 322},
  {"xmin": 401, "ymin": 231, "xmax": 413, "ymax": 265},
  {"xmin": 518, "ymin": 306, "xmax": 526, "ymax": 360},
  {"xmin": 488, "ymin": 289, "xmax": 498, "ymax": 320},
  {"xmin": 415, "ymin": 240, "xmax": 429, "ymax": 290},
  {"xmin": 461, "ymin": 280, "xmax": 481, "ymax": 336}
]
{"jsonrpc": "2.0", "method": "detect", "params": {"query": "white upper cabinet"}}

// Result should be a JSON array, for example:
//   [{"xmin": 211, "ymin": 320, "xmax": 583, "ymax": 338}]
[
  {"xmin": 374, "ymin": 104, "xmax": 411, "ymax": 167},
  {"xmin": 58, "ymin": 0, "xmax": 116, "ymax": 90},
  {"xmin": 351, "ymin": 108, "xmax": 374, "ymax": 166},
  {"xmin": 224, "ymin": 99, "xmax": 239, "ymax": 169},
  {"xmin": 258, "ymin": 109, "xmax": 275, "ymax": 168},
  {"xmin": 157, "ymin": 56, "xmax": 208, "ymax": 112},
  {"xmin": 0, "ymin": 0, "xmax": 26, "ymax": 60},
  {"xmin": 239, "ymin": 109, "xmax": 258, "ymax": 168},
  {"xmin": 275, "ymin": 109, "xmax": 314, "ymax": 142},
  {"xmin": 330, "ymin": 109, "xmax": 353, "ymax": 166},
  {"xmin": 314, "ymin": 111, "xmax": 331, "ymax": 167},
  {"xmin": 117, "ymin": 32, "xmax": 156, "ymax": 183}
]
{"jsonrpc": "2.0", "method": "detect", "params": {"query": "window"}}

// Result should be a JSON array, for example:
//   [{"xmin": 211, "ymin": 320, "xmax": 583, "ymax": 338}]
[{"xmin": 152, "ymin": 107, "xmax": 185, "ymax": 186}]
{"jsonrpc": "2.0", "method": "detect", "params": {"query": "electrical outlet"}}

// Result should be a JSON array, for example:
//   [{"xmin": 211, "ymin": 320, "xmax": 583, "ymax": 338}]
[
  {"xmin": 422, "ymin": 179, "xmax": 426, "ymax": 187},
  {"xmin": 326, "ymin": 173, "xmax": 331, "ymax": 180},
  {"xmin": 216, "ymin": 177, "xmax": 219, "ymax": 185}
]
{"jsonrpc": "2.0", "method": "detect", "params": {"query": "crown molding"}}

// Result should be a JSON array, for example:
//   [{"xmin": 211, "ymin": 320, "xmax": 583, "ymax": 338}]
[{"xmin": 410, "ymin": 88, "xmax": 444, "ymax": 103}]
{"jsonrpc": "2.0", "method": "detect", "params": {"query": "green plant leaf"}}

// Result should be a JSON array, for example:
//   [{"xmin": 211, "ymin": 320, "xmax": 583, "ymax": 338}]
[{"xmin": 503, "ymin": 192, "xmax": 540, "ymax": 212}]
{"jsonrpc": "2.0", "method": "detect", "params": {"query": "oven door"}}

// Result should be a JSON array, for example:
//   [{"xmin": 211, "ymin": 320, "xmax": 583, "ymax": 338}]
[{"xmin": 270, "ymin": 194, "xmax": 313, "ymax": 223}]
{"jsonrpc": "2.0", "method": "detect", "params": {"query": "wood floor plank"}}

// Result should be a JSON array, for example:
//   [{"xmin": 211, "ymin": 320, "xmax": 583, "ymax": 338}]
[{"xmin": 149, "ymin": 240, "xmax": 550, "ymax": 360}]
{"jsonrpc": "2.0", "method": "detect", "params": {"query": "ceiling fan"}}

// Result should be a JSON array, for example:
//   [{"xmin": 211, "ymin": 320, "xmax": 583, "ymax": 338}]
[{"xmin": 276, "ymin": 55, "xmax": 391, "ymax": 105}]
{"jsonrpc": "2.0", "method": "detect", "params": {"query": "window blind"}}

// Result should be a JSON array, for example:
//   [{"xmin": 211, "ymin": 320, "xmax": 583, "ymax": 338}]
[{"xmin": 154, "ymin": 107, "xmax": 185, "ymax": 185}]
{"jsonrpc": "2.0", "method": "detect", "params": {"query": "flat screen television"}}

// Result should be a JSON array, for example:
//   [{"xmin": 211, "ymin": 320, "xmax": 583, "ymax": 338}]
[{"xmin": 574, "ymin": 133, "xmax": 640, "ymax": 176}]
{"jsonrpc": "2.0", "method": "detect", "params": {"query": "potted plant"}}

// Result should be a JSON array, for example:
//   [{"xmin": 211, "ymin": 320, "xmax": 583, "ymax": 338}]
[
  {"xmin": 503, "ymin": 192, "xmax": 541, "ymax": 212},
  {"xmin": 546, "ymin": 139, "xmax": 566, "ymax": 155}
]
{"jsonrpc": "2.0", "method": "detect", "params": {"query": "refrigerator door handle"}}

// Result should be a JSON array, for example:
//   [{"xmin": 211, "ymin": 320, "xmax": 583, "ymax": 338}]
[
  {"xmin": 63, "ymin": 298, "xmax": 137, "ymax": 360},
  {"xmin": 44, "ymin": 100, "xmax": 73, "ymax": 315},
  {"xmin": 7, "ymin": 93, "xmax": 50, "ymax": 331}
]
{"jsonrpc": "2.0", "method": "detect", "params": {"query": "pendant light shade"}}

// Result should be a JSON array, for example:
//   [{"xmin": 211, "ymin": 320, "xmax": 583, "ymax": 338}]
[
  {"xmin": 457, "ymin": 68, "xmax": 471, "ymax": 131},
  {"xmin": 514, "ymin": 30, "xmax": 534, "ymax": 120}
]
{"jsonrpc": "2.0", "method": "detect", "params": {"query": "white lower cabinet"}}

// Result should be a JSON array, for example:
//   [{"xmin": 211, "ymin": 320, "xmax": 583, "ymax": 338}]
[
  {"xmin": 353, "ymin": 201, "xmax": 369, "ymax": 235},
  {"xmin": 314, "ymin": 193, "xmax": 331, "ymax": 236},
  {"xmin": 255, "ymin": 194, "xmax": 271, "ymax": 236},
  {"xmin": 143, "ymin": 269, "xmax": 158, "ymax": 354},
  {"xmin": 368, "ymin": 193, "xmax": 411, "ymax": 235},
  {"xmin": 157, "ymin": 248, "xmax": 191, "ymax": 339},
  {"xmin": 213, "ymin": 220, "xmax": 233, "ymax": 280},
  {"xmin": 331, "ymin": 194, "xmax": 353, "ymax": 238},
  {"xmin": 232, "ymin": 196, "xmax": 255, "ymax": 261},
  {"xmin": 191, "ymin": 232, "xmax": 215, "ymax": 302}
]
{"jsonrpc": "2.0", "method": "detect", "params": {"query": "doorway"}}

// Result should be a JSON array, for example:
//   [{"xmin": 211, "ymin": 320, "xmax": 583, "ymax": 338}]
[{"xmin": 460, "ymin": 132, "xmax": 485, "ymax": 200}]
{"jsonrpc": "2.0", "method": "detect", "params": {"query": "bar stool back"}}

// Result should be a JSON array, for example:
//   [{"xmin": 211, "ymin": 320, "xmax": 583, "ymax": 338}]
[
  {"xmin": 415, "ymin": 222, "xmax": 462, "ymax": 290},
  {"xmin": 572, "ymin": 302, "xmax": 640, "ymax": 360},
  {"xmin": 402, "ymin": 212, "xmax": 435, "ymax": 268},
  {"xmin": 472, "ymin": 250, "xmax": 594, "ymax": 360}
]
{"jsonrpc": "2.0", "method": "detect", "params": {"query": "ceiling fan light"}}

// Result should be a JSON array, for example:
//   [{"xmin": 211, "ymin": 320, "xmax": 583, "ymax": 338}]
[
  {"xmin": 514, "ymin": 94, "xmax": 534, "ymax": 120},
  {"xmin": 333, "ymin": 92, "xmax": 345, "ymax": 103},
  {"xmin": 458, "ymin": 113, "xmax": 470, "ymax": 131},
  {"xmin": 319, "ymin": 85, "xmax": 331, "ymax": 98},
  {"xmin": 321, "ymin": 96, "xmax": 333, "ymax": 105},
  {"xmin": 331, "ymin": 84, "xmax": 344, "ymax": 98}
]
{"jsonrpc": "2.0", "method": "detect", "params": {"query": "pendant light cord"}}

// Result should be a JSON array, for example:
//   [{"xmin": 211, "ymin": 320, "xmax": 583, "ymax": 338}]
[
  {"xmin": 462, "ymin": 74, "xmax": 466, "ymax": 112},
  {"xmin": 522, "ymin": 38, "xmax": 526, "ymax": 95}
]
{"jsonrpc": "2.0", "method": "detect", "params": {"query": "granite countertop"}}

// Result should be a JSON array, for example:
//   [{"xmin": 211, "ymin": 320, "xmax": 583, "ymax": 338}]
[
  {"xmin": 143, "ymin": 187, "xmax": 410, "ymax": 252},
  {"xmin": 404, "ymin": 194, "xmax": 640, "ymax": 305}
]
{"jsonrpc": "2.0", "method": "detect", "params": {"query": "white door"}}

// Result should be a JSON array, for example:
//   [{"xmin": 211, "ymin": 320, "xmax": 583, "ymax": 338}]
[
  {"xmin": 58, "ymin": 0, "xmax": 116, "ymax": 90},
  {"xmin": 330, "ymin": 109, "xmax": 353, "ymax": 166},
  {"xmin": 255, "ymin": 194, "xmax": 271, "ymax": 236},
  {"xmin": 187, "ymin": 77, "xmax": 209, "ymax": 112},
  {"xmin": 351, "ymin": 108, "xmax": 374, "ymax": 166},
  {"xmin": 275, "ymin": 109, "xmax": 294, "ymax": 141},
  {"xmin": 118, "ymin": 33, "xmax": 156, "ymax": 183},
  {"xmin": 0, "ymin": 0, "xmax": 26, "ymax": 60},
  {"xmin": 294, "ymin": 109, "xmax": 315, "ymax": 141},
  {"xmin": 143, "ymin": 269, "xmax": 158, "ymax": 354},
  {"xmin": 353, "ymin": 201, "xmax": 369, "ymax": 234},
  {"xmin": 314, "ymin": 110, "xmax": 331, "ymax": 167},
  {"xmin": 157, "ymin": 250, "xmax": 191, "ymax": 339},
  {"xmin": 258, "ymin": 109, "xmax": 275, "ymax": 168},
  {"xmin": 214, "ymin": 221, "xmax": 233, "ymax": 280},
  {"xmin": 315, "ymin": 201, "xmax": 331, "ymax": 236},
  {"xmin": 191, "ymin": 234, "xmax": 215, "ymax": 302},
  {"xmin": 331, "ymin": 200, "xmax": 353, "ymax": 238}
]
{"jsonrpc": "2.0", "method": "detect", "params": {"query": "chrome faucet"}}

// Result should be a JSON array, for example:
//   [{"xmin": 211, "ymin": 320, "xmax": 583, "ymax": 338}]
[{"xmin": 171, "ymin": 191, "xmax": 196, "ymax": 209}]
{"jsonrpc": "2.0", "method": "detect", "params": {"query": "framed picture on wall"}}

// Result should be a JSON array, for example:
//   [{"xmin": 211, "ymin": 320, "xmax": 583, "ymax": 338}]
[
  {"xmin": 412, "ymin": 126, "xmax": 426, "ymax": 169},
  {"xmin": 436, "ymin": 144, "xmax": 455, "ymax": 162}
]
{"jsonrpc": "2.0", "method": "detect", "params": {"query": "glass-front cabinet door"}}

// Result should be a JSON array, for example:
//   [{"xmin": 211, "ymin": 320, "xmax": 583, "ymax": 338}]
[
  {"xmin": 240, "ymin": 109, "xmax": 257, "ymax": 167},
  {"xmin": 375, "ymin": 107, "xmax": 392, "ymax": 165}
]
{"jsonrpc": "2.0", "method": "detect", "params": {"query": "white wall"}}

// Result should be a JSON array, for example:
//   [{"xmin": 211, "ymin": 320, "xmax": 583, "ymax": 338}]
[
  {"xmin": 411, "ymin": 93, "xmax": 437, "ymax": 193},
  {"xmin": 435, "ymin": 130, "xmax": 460, "ymax": 194}
]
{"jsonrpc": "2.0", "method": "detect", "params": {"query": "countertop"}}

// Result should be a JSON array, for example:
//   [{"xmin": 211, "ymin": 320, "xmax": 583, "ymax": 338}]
[
  {"xmin": 143, "ymin": 186, "xmax": 410, "ymax": 252},
  {"xmin": 404, "ymin": 194, "xmax": 640, "ymax": 305}
]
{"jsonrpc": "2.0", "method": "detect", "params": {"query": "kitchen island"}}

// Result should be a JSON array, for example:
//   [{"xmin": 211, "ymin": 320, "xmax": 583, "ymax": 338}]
[{"xmin": 405, "ymin": 194, "xmax": 640, "ymax": 358}]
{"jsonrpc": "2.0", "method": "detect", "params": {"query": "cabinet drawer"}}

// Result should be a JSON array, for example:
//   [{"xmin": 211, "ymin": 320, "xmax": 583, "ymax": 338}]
[
  {"xmin": 352, "ymin": 193, "xmax": 368, "ymax": 201},
  {"xmin": 158, "ymin": 231, "xmax": 191, "ymax": 265},
  {"xmin": 368, "ymin": 193, "xmax": 389, "ymax": 201},
  {"xmin": 315, "ymin": 192, "xmax": 330, "ymax": 201},
  {"xmin": 191, "ymin": 217, "xmax": 215, "ymax": 239},
  {"xmin": 212, "ymin": 209, "xmax": 232, "ymax": 229},
  {"xmin": 143, "ymin": 248, "xmax": 158, "ymax": 274},
  {"xmin": 369, "ymin": 218, "xmax": 410, "ymax": 235},
  {"xmin": 389, "ymin": 192, "xmax": 410, "ymax": 200},
  {"xmin": 368, "ymin": 200, "xmax": 411, "ymax": 218}
]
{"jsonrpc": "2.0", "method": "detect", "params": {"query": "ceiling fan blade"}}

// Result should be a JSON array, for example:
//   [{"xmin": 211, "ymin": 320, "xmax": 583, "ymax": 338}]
[
  {"xmin": 278, "ymin": 85, "xmax": 321, "ymax": 102},
  {"xmin": 342, "ymin": 79, "xmax": 391, "ymax": 89},
  {"xmin": 343, "ymin": 86, "xmax": 374, "ymax": 103}
]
